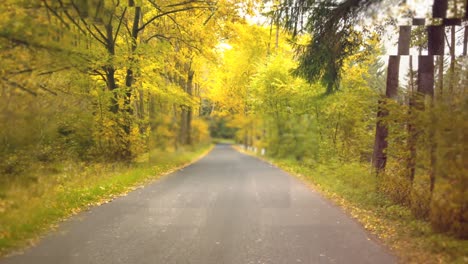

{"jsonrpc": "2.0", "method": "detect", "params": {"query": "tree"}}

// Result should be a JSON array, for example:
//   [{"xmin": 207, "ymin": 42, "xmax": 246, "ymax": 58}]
[
  {"xmin": 272, "ymin": 0, "xmax": 382, "ymax": 93},
  {"xmin": 0, "ymin": 0, "xmax": 241, "ymax": 163},
  {"xmin": 206, "ymin": 23, "xmax": 270, "ymax": 147}
]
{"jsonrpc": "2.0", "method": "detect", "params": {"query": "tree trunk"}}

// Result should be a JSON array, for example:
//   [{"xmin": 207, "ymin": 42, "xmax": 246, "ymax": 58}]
[
  {"xmin": 417, "ymin": 55, "xmax": 435, "ymax": 191},
  {"xmin": 425, "ymin": 63, "xmax": 437, "ymax": 198},
  {"xmin": 448, "ymin": 25, "xmax": 456, "ymax": 93},
  {"xmin": 464, "ymin": 0, "xmax": 468, "ymax": 93},
  {"xmin": 463, "ymin": 26, "xmax": 467, "ymax": 56},
  {"xmin": 104, "ymin": 24, "xmax": 119, "ymax": 114},
  {"xmin": 372, "ymin": 56, "xmax": 399, "ymax": 175},
  {"xmin": 178, "ymin": 66, "xmax": 194, "ymax": 146},
  {"xmin": 426, "ymin": 0, "xmax": 447, "ymax": 194},
  {"xmin": 173, "ymin": 104, "xmax": 179, "ymax": 150},
  {"xmin": 185, "ymin": 70, "xmax": 194, "ymax": 145},
  {"xmin": 436, "ymin": 54, "xmax": 444, "ymax": 97},
  {"xmin": 124, "ymin": 6, "xmax": 141, "ymax": 115},
  {"xmin": 407, "ymin": 56, "xmax": 417, "ymax": 184},
  {"xmin": 372, "ymin": 25, "xmax": 409, "ymax": 176}
]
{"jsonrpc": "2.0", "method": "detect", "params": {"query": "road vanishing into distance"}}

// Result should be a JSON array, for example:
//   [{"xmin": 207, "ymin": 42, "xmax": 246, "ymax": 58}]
[{"xmin": 2, "ymin": 145, "xmax": 395, "ymax": 264}]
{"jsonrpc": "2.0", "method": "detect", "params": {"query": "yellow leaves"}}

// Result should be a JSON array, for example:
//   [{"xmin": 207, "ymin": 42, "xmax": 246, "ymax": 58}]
[
  {"xmin": 117, "ymin": 97, "xmax": 126, "ymax": 109},
  {"xmin": 130, "ymin": 126, "xmax": 140, "ymax": 138},
  {"xmin": 103, "ymin": 118, "xmax": 117, "ymax": 128},
  {"xmin": 0, "ymin": 199, "xmax": 13, "ymax": 214},
  {"xmin": 191, "ymin": 118, "xmax": 210, "ymax": 143},
  {"xmin": 295, "ymin": 34, "xmax": 312, "ymax": 46},
  {"xmin": 206, "ymin": 23, "xmax": 272, "ymax": 120}
]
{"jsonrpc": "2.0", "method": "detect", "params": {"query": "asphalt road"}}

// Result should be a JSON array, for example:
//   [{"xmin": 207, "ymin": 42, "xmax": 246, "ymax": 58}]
[{"xmin": 2, "ymin": 144, "xmax": 396, "ymax": 264}]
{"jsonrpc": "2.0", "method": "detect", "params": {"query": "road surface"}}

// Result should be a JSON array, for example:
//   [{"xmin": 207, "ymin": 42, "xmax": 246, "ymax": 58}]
[{"xmin": 2, "ymin": 144, "xmax": 395, "ymax": 264}]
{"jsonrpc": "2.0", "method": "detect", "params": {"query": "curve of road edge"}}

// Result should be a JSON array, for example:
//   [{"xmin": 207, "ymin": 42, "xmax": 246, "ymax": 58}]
[{"xmin": 1, "ymin": 144, "xmax": 396, "ymax": 264}]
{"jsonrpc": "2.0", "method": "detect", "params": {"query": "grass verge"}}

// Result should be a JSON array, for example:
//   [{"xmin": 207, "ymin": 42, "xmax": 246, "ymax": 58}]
[
  {"xmin": 0, "ymin": 144, "xmax": 213, "ymax": 256},
  {"xmin": 236, "ymin": 147, "xmax": 468, "ymax": 264}
]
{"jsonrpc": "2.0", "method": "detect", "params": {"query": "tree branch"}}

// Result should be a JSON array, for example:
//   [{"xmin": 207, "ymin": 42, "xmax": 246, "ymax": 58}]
[
  {"xmin": 147, "ymin": 2, "xmax": 189, "ymax": 38},
  {"xmin": 7, "ymin": 68, "xmax": 33, "ymax": 75},
  {"xmin": 38, "ymin": 66, "xmax": 73, "ymax": 75},
  {"xmin": 1, "ymin": 78, "xmax": 38, "ymax": 96},
  {"xmin": 113, "ymin": 7, "xmax": 128, "ymax": 44},
  {"xmin": 145, "ymin": 34, "xmax": 202, "ymax": 53},
  {"xmin": 39, "ymin": 84, "xmax": 58, "ymax": 95},
  {"xmin": 165, "ymin": 0, "xmax": 208, "ymax": 8},
  {"xmin": 56, "ymin": 0, "xmax": 107, "ymax": 46},
  {"xmin": 69, "ymin": 0, "xmax": 108, "ymax": 44},
  {"xmin": 138, "ymin": 6, "xmax": 210, "ymax": 32},
  {"xmin": 92, "ymin": 69, "xmax": 108, "ymax": 83},
  {"xmin": 42, "ymin": 0, "xmax": 71, "ymax": 29}
]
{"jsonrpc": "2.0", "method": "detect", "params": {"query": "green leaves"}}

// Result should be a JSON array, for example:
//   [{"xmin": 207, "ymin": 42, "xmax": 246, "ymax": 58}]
[{"xmin": 272, "ymin": 0, "xmax": 381, "ymax": 93}]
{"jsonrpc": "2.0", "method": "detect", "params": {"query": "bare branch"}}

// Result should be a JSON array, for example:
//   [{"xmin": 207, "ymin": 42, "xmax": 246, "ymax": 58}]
[
  {"xmin": 203, "ymin": 8, "xmax": 216, "ymax": 25},
  {"xmin": 145, "ymin": 34, "xmax": 202, "ymax": 53},
  {"xmin": 123, "ymin": 20, "xmax": 132, "ymax": 38},
  {"xmin": 39, "ymin": 84, "xmax": 58, "ymax": 95},
  {"xmin": 113, "ymin": 7, "xmax": 128, "ymax": 43},
  {"xmin": 138, "ymin": 6, "xmax": 211, "ymax": 32},
  {"xmin": 1, "ymin": 78, "xmax": 38, "ymax": 96},
  {"xmin": 38, "ymin": 66, "xmax": 73, "ymax": 75},
  {"xmin": 55, "ymin": 0, "xmax": 107, "ymax": 46},
  {"xmin": 43, "ymin": 0, "xmax": 71, "ymax": 29},
  {"xmin": 165, "ymin": 0, "xmax": 207, "ymax": 8},
  {"xmin": 92, "ymin": 69, "xmax": 108, "ymax": 83},
  {"xmin": 7, "ymin": 68, "xmax": 33, "ymax": 75},
  {"xmin": 147, "ymin": 2, "xmax": 189, "ymax": 37},
  {"xmin": 94, "ymin": 0, "xmax": 104, "ymax": 20},
  {"xmin": 92, "ymin": 24, "xmax": 109, "ymax": 42},
  {"xmin": 69, "ymin": 0, "xmax": 108, "ymax": 44}
]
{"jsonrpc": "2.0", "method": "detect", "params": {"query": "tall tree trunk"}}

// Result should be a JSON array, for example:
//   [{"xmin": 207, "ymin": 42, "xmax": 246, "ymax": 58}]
[
  {"xmin": 173, "ymin": 104, "xmax": 179, "ymax": 150},
  {"xmin": 448, "ymin": 24, "xmax": 456, "ymax": 93},
  {"xmin": 417, "ymin": 55, "xmax": 435, "ymax": 190},
  {"xmin": 117, "ymin": 5, "xmax": 142, "ymax": 159},
  {"xmin": 178, "ymin": 65, "xmax": 194, "ymax": 146},
  {"xmin": 105, "ymin": 21, "xmax": 132, "ymax": 160},
  {"xmin": 148, "ymin": 94, "xmax": 156, "ymax": 152},
  {"xmin": 185, "ymin": 69, "xmax": 194, "ymax": 145},
  {"xmin": 372, "ymin": 55, "xmax": 399, "ymax": 176},
  {"xmin": 179, "ymin": 75, "xmax": 188, "ymax": 146},
  {"xmin": 436, "ymin": 54, "xmax": 444, "ymax": 97},
  {"xmin": 463, "ymin": 26, "xmax": 468, "ymax": 56},
  {"xmin": 426, "ymin": 0, "xmax": 447, "ymax": 194},
  {"xmin": 407, "ymin": 56, "xmax": 417, "ymax": 185},
  {"xmin": 104, "ymin": 24, "xmax": 119, "ymax": 114},
  {"xmin": 372, "ymin": 25, "xmax": 409, "ymax": 176},
  {"xmin": 124, "ymin": 5, "xmax": 141, "ymax": 114}
]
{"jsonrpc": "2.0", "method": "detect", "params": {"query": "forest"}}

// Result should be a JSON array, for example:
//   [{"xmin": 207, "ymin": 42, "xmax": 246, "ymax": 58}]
[{"xmin": 0, "ymin": 0, "xmax": 467, "ymax": 262}]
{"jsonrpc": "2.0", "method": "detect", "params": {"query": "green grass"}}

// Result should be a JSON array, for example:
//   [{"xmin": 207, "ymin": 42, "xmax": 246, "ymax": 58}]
[
  {"xmin": 0, "ymin": 144, "xmax": 213, "ymax": 256},
  {"xmin": 242, "ymin": 150, "xmax": 468, "ymax": 263}
]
